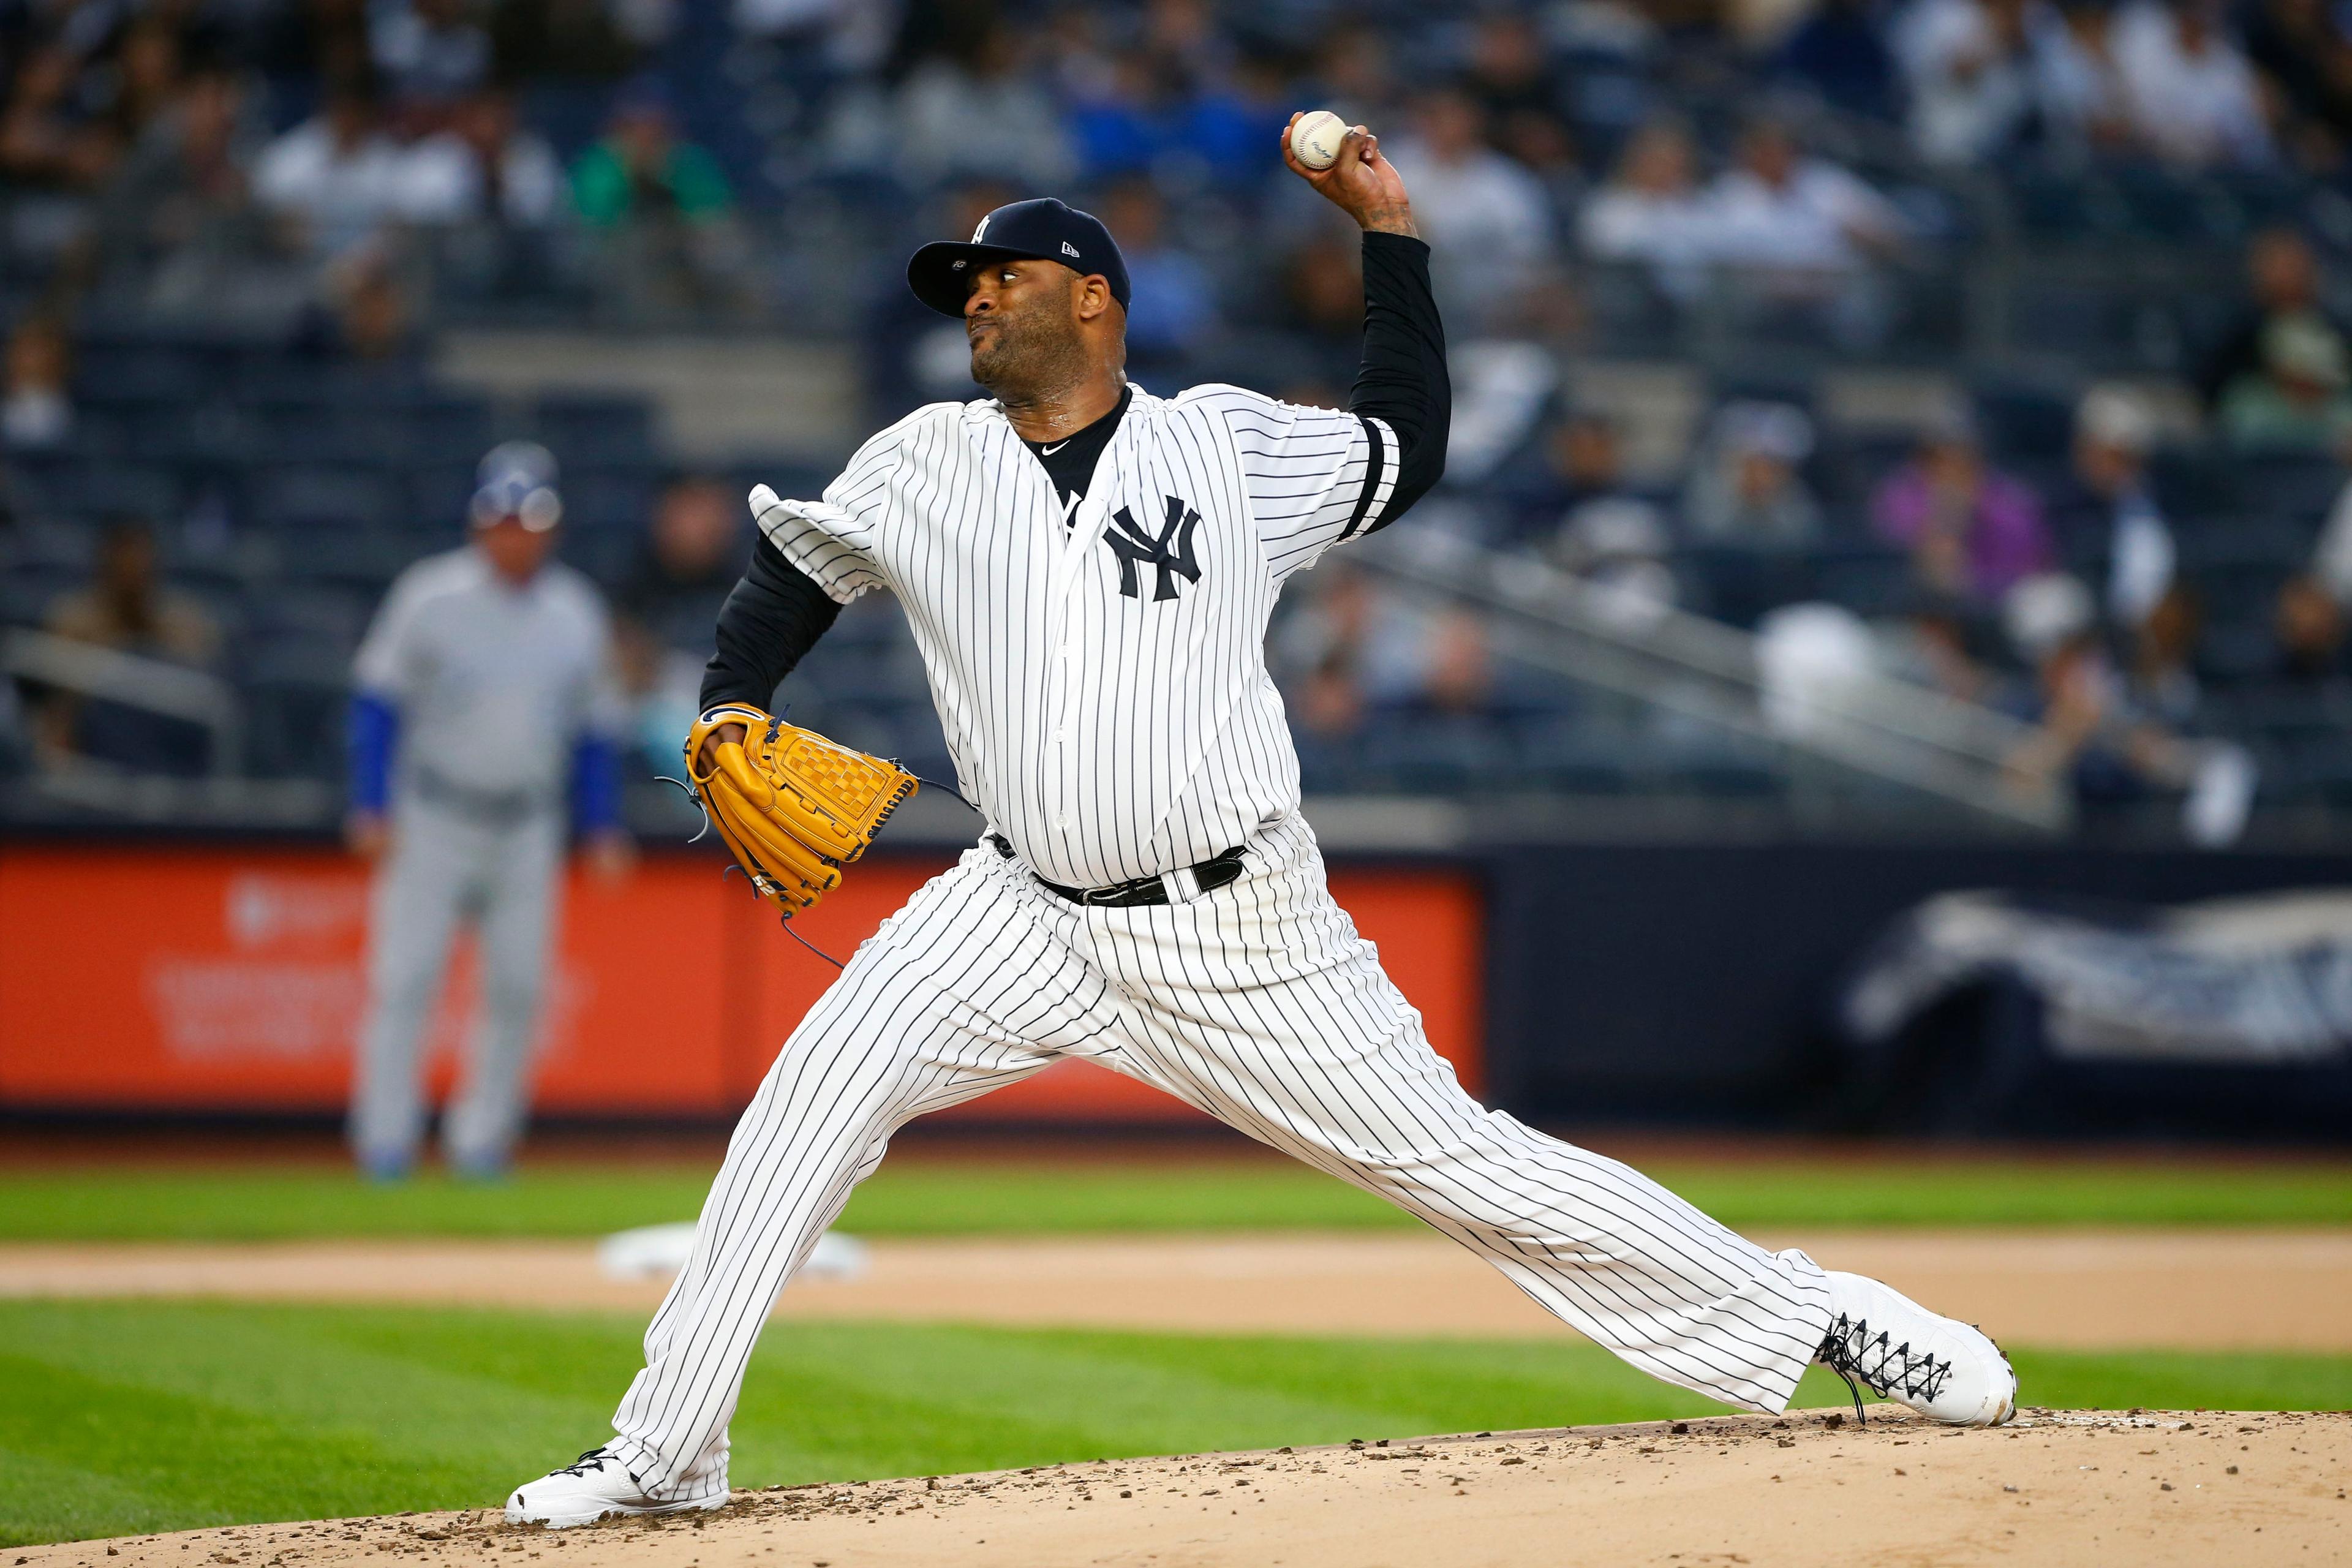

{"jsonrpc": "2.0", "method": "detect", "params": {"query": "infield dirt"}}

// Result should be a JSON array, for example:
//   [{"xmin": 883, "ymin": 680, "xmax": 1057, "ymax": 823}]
[
  {"xmin": 6, "ymin": 1227, "xmax": 2348, "ymax": 1350},
  {"xmin": 17, "ymin": 1408, "xmax": 2345, "ymax": 1568}
]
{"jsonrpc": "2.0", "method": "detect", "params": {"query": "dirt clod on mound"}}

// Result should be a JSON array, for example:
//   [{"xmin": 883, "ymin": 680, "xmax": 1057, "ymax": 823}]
[{"xmin": 18, "ymin": 1409, "xmax": 2347, "ymax": 1568}]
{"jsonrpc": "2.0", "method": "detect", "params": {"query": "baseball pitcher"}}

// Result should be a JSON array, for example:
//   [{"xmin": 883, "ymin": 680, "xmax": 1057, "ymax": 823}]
[
  {"xmin": 505, "ymin": 119, "xmax": 2015, "ymax": 1526},
  {"xmin": 347, "ymin": 442, "xmax": 629, "ymax": 1181}
]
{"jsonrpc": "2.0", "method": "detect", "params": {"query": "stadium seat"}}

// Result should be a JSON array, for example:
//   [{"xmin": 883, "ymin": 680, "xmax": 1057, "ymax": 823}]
[
  {"xmin": 44, "ymin": 406, "xmax": 130, "ymax": 461},
  {"xmin": 405, "ymin": 464, "xmax": 479, "ymax": 529},
  {"xmin": 2196, "ymin": 620, "xmax": 2282, "ymax": 684},
  {"xmin": 2195, "ymin": 559, "xmax": 2292, "ymax": 620},
  {"xmin": 3, "ymin": 518, "xmax": 98, "ymax": 572},
  {"xmin": 1517, "ymin": 717, "xmax": 1636, "ymax": 794},
  {"xmin": 518, "ymin": 83, "xmax": 611, "ymax": 162},
  {"xmin": 560, "ymin": 470, "xmax": 658, "ymax": 535},
  {"xmin": 2282, "ymin": 731, "xmax": 2352, "ymax": 805},
  {"xmin": 2009, "ymin": 282, "xmax": 2137, "ymax": 363},
  {"xmin": 269, "ymin": 528, "xmax": 416, "ymax": 590},
  {"xmin": 535, "ymin": 396, "xmax": 658, "ymax": 468},
  {"xmin": 14, "ymin": 461, "xmax": 180, "ymax": 524},
  {"xmin": 2007, "ymin": 168, "xmax": 2118, "ymax": 241},
  {"xmin": 2212, "ymin": 682, "xmax": 2351, "ymax": 738},
  {"xmin": 2230, "ymin": 453, "xmax": 2343, "ymax": 523},
  {"xmin": 250, "ymin": 467, "xmax": 401, "ymax": 533},
  {"xmin": 1971, "ymin": 382, "xmax": 2075, "ymax": 464},
  {"xmin": 125, "ymin": 400, "xmax": 266, "ymax": 468},
  {"xmin": 239, "ymin": 584, "xmax": 369, "ymax": 650},
  {"xmin": 2109, "ymin": 165, "xmax": 2227, "ymax": 244},
  {"xmin": 406, "ymin": 396, "xmax": 497, "ymax": 462},
  {"xmin": 0, "ymin": 565, "xmax": 75, "ymax": 627},
  {"xmin": 1359, "ymin": 711, "xmax": 1520, "ymax": 793},
  {"xmin": 244, "ymin": 671, "xmax": 349, "ymax": 780},
  {"xmin": 2173, "ymin": 516, "xmax": 2314, "ymax": 571},
  {"xmin": 798, "ymin": 640, "xmax": 928, "ymax": 709},
  {"xmin": 251, "ymin": 403, "xmax": 393, "ymax": 466},
  {"xmin": 1673, "ymin": 546, "xmax": 1820, "ymax": 629},
  {"xmin": 231, "ymin": 356, "xmax": 431, "ymax": 409},
  {"xmin": 72, "ymin": 342, "xmax": 207, "ymax": 405},
  {"xmin": 2149, "ymin": 447, "xmax": 2239, "ymax": 518},
  {"xmin": 1814, "ymin": 549, "xmax": 1917, "ymax": 617},
  {"xmin": 560, "ymin": 530, "xmax": 635, "ymax": 587}
]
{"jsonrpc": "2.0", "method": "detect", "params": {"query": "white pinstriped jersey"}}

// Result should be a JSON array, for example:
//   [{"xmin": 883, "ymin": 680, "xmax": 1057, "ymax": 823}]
[{"xmin": 753, "ymin": 384, "xmax": 1400, "ymax": 889}]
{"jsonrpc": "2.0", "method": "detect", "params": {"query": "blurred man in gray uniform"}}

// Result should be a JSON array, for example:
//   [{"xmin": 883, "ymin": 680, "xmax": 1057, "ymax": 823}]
[{"xmin": 345, "ymin": 442, "xmax": 630, "ymax": 1180}]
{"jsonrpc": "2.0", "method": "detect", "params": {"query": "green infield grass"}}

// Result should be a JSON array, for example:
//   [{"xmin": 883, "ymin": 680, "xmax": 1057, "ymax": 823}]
[
  {"xmin": 4, "ymin": 1298, "xmax": 2348, "ymax": 1547},
  {"xmin": 1, "ymin": 1154, "xmax": 2348, "ymax": 1242}
]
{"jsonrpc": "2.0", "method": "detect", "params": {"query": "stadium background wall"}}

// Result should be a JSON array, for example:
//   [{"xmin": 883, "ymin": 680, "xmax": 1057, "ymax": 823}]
[
  {"xmin": 0, "ymin": 845, "xmax": 1483, "ymax": 1120},
  {"xmin": 1484, "ymin": 839, "xmax": 2352, "ymax": 1130},
  {"xmin": 8, "ymin": 837, "xmax": 2352, "ymax": 1130}
]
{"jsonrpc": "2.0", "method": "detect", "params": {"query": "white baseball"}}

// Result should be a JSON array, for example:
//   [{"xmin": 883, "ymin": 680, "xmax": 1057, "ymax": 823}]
[{"xmin": 1289, "ymin": 110, "xmax": 1351, "ymax": 172}]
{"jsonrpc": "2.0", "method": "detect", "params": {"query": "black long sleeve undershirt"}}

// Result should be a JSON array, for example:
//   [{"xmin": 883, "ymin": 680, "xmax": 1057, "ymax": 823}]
[
  {"xmin": 700, "ymin": 228, "xmax": 1450, "ymax": 714},
  {"xmin": 1349, "ymin": 230, "xmax": 1449, "ymax": 531},
  {"xmin": 699, "ymin": 535, "xmax": 842, "ymax": 713}
]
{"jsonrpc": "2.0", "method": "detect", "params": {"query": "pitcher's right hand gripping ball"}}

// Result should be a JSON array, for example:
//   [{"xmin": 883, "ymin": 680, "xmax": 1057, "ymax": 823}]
[{"xmin": 684, "ymin": 706, "xmax": 918, "ymax": 914}]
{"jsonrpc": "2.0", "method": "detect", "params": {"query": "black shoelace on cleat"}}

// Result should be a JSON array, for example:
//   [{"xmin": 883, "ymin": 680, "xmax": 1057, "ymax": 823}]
[
  {"xmin": 1815, "ymin": 1314, "xmax": 1954, "ymax": 1427},
  {"xmin": 551, "ymin": 1447, "xmax": 618, "ymax": 1479}
]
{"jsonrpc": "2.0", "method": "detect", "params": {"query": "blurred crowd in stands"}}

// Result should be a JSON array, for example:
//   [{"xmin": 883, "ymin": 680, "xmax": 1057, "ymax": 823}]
[{"xmin": 6, "ymin": 0, "xmax": 2352, "ymax": 835}]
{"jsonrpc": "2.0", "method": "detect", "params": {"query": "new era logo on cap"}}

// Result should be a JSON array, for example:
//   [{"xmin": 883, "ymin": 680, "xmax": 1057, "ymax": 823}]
[{"xmin": 1061, "ymin": 241, "xmax": 1080, "ymax": 258}]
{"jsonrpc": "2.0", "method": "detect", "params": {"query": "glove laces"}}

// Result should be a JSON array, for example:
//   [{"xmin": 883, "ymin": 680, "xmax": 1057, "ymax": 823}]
[{"xmin": 1815, "ymin": 1313, "xmax": 1954, "ymax": 1426}]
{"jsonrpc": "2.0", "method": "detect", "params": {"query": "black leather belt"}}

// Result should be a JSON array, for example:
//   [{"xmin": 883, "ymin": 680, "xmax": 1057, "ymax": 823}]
[{"xmin": 990, "ymin": 834, "xmax": 1246, "ymax": 907}]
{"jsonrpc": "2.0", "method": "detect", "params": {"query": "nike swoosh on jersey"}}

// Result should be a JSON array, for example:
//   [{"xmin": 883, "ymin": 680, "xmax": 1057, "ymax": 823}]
[{"xmin": 1041, "ymin": 440, "xmax": 1071, "ymax": 454}]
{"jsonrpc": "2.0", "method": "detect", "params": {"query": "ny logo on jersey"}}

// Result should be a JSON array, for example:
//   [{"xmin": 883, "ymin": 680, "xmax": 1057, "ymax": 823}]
[{"xmin": 1104, "ymin": 496, "xmax": 1204, "ymax": 601}]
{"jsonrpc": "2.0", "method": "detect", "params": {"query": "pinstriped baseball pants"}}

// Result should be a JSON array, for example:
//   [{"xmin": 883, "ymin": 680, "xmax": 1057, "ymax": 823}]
[{"xmin": 608, "ymin": 814, "xmax": 1835, "ymax": 1498}]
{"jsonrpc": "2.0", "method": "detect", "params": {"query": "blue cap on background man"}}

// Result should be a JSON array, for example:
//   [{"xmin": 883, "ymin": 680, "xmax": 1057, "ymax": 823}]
[
  {"xmin": 471, "ymin": 440, "xmax": 563, "ymax": 532},
  {"xmin": 906, "ymin": 198, "xmax": 1131, "ymax": 318}
]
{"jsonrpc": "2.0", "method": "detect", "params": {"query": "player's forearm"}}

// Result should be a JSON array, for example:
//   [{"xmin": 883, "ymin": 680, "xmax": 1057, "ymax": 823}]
[
  {"xmin": 1348, "ymin": 231, "xmax": 1449, "ymax": 527},
  {"xmin": 699, "ymin": 537, "xmax": 843, "ymax": 713}
]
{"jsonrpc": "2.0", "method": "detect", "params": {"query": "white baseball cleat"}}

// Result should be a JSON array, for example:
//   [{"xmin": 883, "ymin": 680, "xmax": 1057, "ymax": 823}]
[
  {"xmin": 504, "ymin": 1446, "xmax": 728, "ymax": 1528},
  {"xmin": 1815, "ymin": 1270, "xmax": 2018, "ymax": 1427}
]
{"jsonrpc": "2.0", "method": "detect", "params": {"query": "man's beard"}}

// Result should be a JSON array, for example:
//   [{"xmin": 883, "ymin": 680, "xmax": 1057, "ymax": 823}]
[{"xmin": 968, "ymin": 309, "xmax": 1086, "ymax": 400}]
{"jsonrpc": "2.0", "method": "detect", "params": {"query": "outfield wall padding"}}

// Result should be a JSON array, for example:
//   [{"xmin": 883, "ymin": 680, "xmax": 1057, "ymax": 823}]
[
  {"xmin": 0, "ymin": 845, "xmax": 1482, "ymax": 1121},
  {"xmin": 1484, "ymin": 838, "xmax": 2352, "ymax": 1128},
  {"xmin": 13, "ymin": 834, "xmax": 2352, "ymax": 1134}
]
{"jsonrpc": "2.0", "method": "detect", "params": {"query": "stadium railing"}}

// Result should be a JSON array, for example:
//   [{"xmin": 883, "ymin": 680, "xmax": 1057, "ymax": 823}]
[{"xmin": 1351, "ymin": 526, "xmax": 2074, "ymax": 834}]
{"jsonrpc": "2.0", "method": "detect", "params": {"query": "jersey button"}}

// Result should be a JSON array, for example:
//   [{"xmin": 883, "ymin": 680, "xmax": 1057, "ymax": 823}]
[
  {"xmin": 1052, "ymin": 728, "xmax": 1066, "ymax": 744},
  {"xmin": 1055, "ymin": 812, "xmax": 1069, "ymax": 829}
]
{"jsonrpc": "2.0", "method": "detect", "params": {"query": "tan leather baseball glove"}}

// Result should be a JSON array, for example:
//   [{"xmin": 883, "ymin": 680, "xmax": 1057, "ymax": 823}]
[{"xmin": 684, "ymin": 705, "xmax": 918, "ymax": 914}]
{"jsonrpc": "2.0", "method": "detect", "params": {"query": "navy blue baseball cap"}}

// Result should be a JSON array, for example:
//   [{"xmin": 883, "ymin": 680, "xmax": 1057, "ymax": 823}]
[{"xmin": 907, "ymin": 197, "xmax": 1130, "ymax": 318}]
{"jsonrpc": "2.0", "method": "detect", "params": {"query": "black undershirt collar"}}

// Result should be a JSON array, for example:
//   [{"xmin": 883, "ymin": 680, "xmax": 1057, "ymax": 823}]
[{"xmin": 1021, "ymin": 383, "xmax": 1133, "ymax": 513}]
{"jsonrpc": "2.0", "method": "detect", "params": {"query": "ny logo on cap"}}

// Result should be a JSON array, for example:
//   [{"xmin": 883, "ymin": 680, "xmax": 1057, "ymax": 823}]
[
  {"xmin": 1104, "ymin": 496, "xmax": 1204, "ymax": 602},
  {"xmin": 971, "ymin": 215, "xmax": 990, "ymax": 242}
]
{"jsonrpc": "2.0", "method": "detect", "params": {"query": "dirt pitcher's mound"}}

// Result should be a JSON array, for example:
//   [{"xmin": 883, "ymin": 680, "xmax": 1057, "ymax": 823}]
[{"xmin": 22, "ymin": 1409, "xmax": 2347, "ymax": 1568}]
